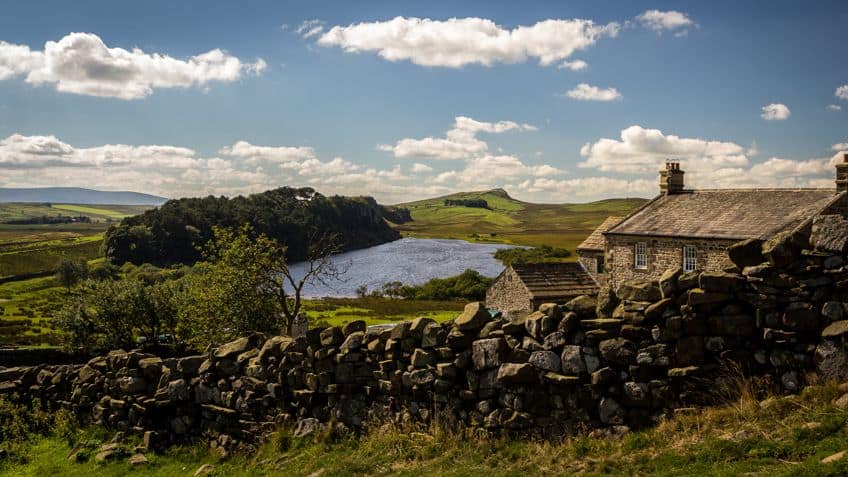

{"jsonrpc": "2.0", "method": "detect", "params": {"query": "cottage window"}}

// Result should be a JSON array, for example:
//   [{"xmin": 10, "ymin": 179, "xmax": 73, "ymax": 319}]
[
  {"xmin": 634, "ymin": 242, "xmax": 648, "ymax": 269},
  {"xmin": 683, "ymin": 245, "xmax": 698, "ymax": 272},
  {"xmin": 596, "ymin": 255, "xmax": 605, "ymax": 274}
]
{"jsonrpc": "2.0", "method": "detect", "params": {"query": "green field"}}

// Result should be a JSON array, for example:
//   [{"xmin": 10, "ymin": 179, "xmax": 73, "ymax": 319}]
[
  {"xmin": 0, "ymin": 203, "xmax": 150, "ymax": 223},
  {"xmin": 50, "ymin": 204, "xmax": 133, "ymax": 219},
  {"xmin": 4, "ymin": 379, "xmax": 848, "ymax": 476},
  {"xmin": 392, "ymin": 189, "xmax": 647, "ymax": 254},
  {"xmin": 304, "ymin": 297, "xmax": 466, "ymax": 328}
]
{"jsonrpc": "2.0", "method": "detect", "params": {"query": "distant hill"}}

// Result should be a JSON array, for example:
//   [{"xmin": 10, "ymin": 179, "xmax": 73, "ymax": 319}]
[
  {"xmin": 0, "ymin": 187, "xmax": 167, "ymax": 205},
  {"xmin": 390, "ymin": 189, "xmax": 648, "ymax": 253}
]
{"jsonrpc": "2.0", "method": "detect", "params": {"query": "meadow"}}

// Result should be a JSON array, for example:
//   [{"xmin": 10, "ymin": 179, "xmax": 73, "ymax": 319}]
[{"xmin": 393, "ymin": 189, "xmax": 646, "ymax": 254}]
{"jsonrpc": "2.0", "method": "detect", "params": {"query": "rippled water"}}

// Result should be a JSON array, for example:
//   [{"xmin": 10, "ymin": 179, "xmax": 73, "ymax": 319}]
[{"xmin": 288, "ymin": 238, "xmax": 517, "ymax": 298}]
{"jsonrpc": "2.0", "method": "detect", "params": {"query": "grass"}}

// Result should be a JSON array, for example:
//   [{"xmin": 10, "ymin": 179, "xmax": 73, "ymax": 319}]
[
  {"xmin": 50, "ymin": 204, "xmax": 131, "ymax": 219},
  {"xmin": 0, "ymin": 203, "xmax": 150, "ymax": 223},
  {"xmin": 298, "ymin": 297, "xmax": 466, "ymax": 327},
  {"xmin": 0, "ymin": 234, "xmax": 103, "ymax": 279},
  {"xmin": 0, "ymin": 274, "xmax": 68, "ymax": 347},
  {"xmin": 5, "ymin": 379, "xmax": 848, "ymax": 475},
  {"xmin": 392, "ymin": 190, "xmax": 647, "ymax": 254}
]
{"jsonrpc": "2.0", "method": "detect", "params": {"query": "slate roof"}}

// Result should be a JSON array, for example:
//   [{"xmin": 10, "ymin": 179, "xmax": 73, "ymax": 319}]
[
  {"xmin": 510, "ymin": 262, "xmax": 599, "ymax": 299},
  {"xmin": 605, "ymin": 189, "xmax": 845, "ymax": 240},
  {"xmin": 577, "ymin": 216, "xmax": 624, "ymax": 251}
]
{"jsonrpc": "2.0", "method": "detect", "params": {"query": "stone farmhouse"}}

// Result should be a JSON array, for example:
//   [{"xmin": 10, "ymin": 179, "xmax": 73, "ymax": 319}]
[
  {"xmin": 485, "ymin": 262, "xmax": 599, "ymax": 313},
  {"xmin": 487, "ymin": 154, "xmax": 848, "ymax": 312},
  {"xmin": 585, "ymin": 156, "xmax": 848, "ymax": 290}
]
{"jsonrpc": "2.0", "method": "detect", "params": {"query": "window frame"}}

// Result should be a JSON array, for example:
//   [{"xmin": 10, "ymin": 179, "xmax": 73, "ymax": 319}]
[
  {"xmin": 634, "ymin": 242, "xmax": 648, "ymax": 270},
  {"xmin": 683, "ymin": 245, "xmax": 698, "ymax": 272},
  {"xmin": 596, "ymin": 255, "xmax": 605, "ymax": 274}
]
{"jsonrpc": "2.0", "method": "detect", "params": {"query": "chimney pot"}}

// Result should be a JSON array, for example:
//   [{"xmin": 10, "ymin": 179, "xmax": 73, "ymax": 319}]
[{"xmin": 660, "ymin": 161, "xmax": 685, "ymax": 195}]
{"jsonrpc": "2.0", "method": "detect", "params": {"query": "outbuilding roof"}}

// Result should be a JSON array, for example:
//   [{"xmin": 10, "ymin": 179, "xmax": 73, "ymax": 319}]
[
  {"xmin": 510, "ymin": 262, "xmax": 599, "ymax": 299},
  {"xmin": 577, "ymin": 216, "xmax": 624, "ymax": 251},
  {"xmin": 605, "ymin": 189, "xmax": 844, "ymax": 240}
]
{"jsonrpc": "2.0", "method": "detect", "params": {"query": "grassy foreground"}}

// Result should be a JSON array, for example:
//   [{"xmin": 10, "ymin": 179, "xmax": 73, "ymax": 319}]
[
  {"xmin": 5, "ymin": 380, "xmax": 848, "ymax": 476},
  {"xmin": 392, "ymin": 189, "xmax": 646, "ymax": 253}
]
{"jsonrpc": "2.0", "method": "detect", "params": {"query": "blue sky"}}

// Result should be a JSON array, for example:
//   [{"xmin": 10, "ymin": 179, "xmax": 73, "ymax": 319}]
[{"xmin": 0, "ymin": 0, "xmax": 846, "ymax": 203}]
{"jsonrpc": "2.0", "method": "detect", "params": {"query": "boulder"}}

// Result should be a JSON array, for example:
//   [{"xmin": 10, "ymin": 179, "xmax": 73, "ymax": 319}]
[
  {"xmin": 599, "ymin": 338, "xmax": 636, "ymax": 366},
  {"xmin": 167, "ymin": 378, "xmax": 190, "ymax": 401},
  {"xmin": 617, "ymin": 280, "xmax": 661, "ymax": 302},
  {"xmin": 707, "ymin": 315, "xmax": 755, "ymax": 337},
  {"xmin": 811, "ymin": 215, "xmax": 848, "ymax": 254},
  {"xmin": 538, "ymin": 303, "xmax": 563, "ymax": 320},
  {"xmin": 565, "ymin": 295, "xmax": 597, "ymax": 318},
  {"xmin": 595, "ymin": 285, "xmax": 619, "ymax": 318},
  {"xmin": 528, "ymin": 351, "xmax": 561, "ymax": 373},
  {"xmin": 411, "ymin": 349, "xmax": 435, "ymax": 368},
  {"xmin": 598, "ymin": 397, "xmax": 625, "ymax": 425},
  {"xmin": 472, "ymin": 338, "xmax": 508, "ymax": 370},
  {"xmin": 496, "ymin": 363, "xmax": 537, "ymax": 385},
  {"xmin": 761, "ymin": 230, "xmax": 803, "ymax": 268},
  {"xmin": 560, "ymin": 345, "xmax": 586, "ymax": 375},
  {"xmin": 177, "ymin": 355, "xmax": 205, "ymax": 375},
  {"xmin": 659, "ymin": 268, "xmax": 682, "ymax": 299},
  {"xmin": 117, "ymin": 376, "xmax": 147, "ymax": 394},
  {"xmin": 623, "ymin": 382, "xmax": 650, "ymax": 408},
  {"xmin": 320, "ymin": 327, "xmax": 344, "ymax": 347},
  {"xmin": 137, "ymin": 357, "xmax": 163, "ymax": 379},
  {"xmin": 699, "ymin": 272, "xmax": 746, "ymax": 294},
  {"xmin": 454, "ymin": 302, "xmax": 491, "ymax": 331},
  {"xmin": 524, "ymin": 311, "xmax": 554, "ymax": 340},
  {"xmin": 214, "ymin": 336, "xmax": 254, "ymax": 360},
  {"xmin": 340, "ymin": 331, "xmax": 365, "ymax": 352},
  {"xmin": 816, "ymin": 340, "xmax": 848, "ymax": 382},
  {"xmin": 727, "ymin": 239, "xmax": 765, "ymax": 269},
  {"xmin": 342, "ymin": 320, "xmax": 367, "ymax": 337},
  {"xmin": 421, "ymin": 322, "xmax": 446, "ymax": 348},
  {"xmin": 822, "ymin": 320, "xmax": 848, "ymax": 338}
]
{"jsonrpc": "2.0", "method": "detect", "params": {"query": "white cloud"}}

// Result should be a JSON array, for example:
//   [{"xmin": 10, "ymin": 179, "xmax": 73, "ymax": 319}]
[
  {"xmin": 827, "ymin": 104, "xmax": 842, "ymax": 111},
  {"xmin": 833, "ymin": 143, "xmax": 848, "ymax": 151},
  {"xmin": 565, "ymin": 83, "xmax": 621, "ymax": 101},
  {"xmin": 315, "ymin": 16, "xmax": 620, "ymax": 68},
  {"xmin": 837, "ymin": 85, "xmax": 848, "ymax": 100},
  {"xmin": 296, "ymin": 20, "xmax": 326, "ymax": 39},
  {"xmin": 558, "ymin": 59, "xmax": 588, "ymax": 71},
  {"xmin": 411, "ymin": 163, "xmax": 433, "ymax": 173},
  {"xmin": 761, "ymin": 103, "xmax": 791, "ymax": 120},
  {"xmin": 219, "ymin": 141, "xmax": 316, "ymax": 163},
  {"xmin": 635, "ymin": 10, "xmax": 695, "ymax": 35},
  {"xmin": 379, "ymin": 116, "xmax": 536, "ymax": 160},
  {"xmin": 0, "ymin": 32, "xmax": 266, "ymax": 99}
]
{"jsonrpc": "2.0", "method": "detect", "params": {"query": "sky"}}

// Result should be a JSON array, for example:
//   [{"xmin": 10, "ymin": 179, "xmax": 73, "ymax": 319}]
[{"xmin": 0, "ymin": 0, "xmax": 846, "ymax": 204}]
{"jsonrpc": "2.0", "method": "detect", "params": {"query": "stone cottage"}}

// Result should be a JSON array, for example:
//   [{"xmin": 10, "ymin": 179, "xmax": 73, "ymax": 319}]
[
  {"xmin": 485, "ymin": 262, "xmax": 599, "ymax": 313},
  {"xmin": 601, "ymin": 156, "xmax": 848, "ymax": 290},
  {"xmin": 576, "ymin": 215, "xmax": 623, "ymax": 285}
]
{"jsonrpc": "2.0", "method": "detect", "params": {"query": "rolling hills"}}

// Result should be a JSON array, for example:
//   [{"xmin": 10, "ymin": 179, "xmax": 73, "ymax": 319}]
[
  {"xmin": 391, "ymin": 189, "xmax": 647, "ymax": 253},
  {"xmin": 0, "ymin": 187, "xmax": 167, "ymax": 205}
]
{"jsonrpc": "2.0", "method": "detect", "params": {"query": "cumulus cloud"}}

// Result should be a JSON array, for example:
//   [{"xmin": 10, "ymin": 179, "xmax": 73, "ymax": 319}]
[
  {"xmin": 565, "ymin": 83, "xmax": 621, "ymax": 101},
  {"xmin": 635, "ymin": 10, "xmax": 695, "ymax": 35},
  {"xmin": 761, "ymin": 103, "xmax": 791, "ymax": 120},
  {"xmin": 379, "ymin": 116, "xmax": 536, "ymax": 160},
  {"xmin": 411, "ymin": 163, "xmax": 433, "ymax": 173},
  {"xmin": 0, "ymin": 32, "xmax": 266, "ymax": 99},
  {"xmin": 827, "ymin": 104, "xmax": 842, "ymax": 111},
  {"xmin": 837, "ymin": 85, "xmax": 848, "ymax": 100},
  {"xmin": 558, "ymin": 59, "xmax": 588, "ymax": 71},
  {"xmin": 314, "ymin": 16, "xmax": 620, "ymax": 68},
  {"xmin": 219, "ymin": 141, "xmax": 316, "ymax": 163},
  {"xmin": 833, "ymin": 143, "xmax": 848, "ymax": 151},
  {"xmin": 296, "ymin": 20, "xmax": 326, "ymax": 39}
]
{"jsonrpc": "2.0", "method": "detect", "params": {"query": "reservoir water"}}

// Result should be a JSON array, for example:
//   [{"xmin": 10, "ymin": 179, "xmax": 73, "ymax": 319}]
[{"xmin": 288, "ymin": 237, "xmax": 517, "ymax": 298}]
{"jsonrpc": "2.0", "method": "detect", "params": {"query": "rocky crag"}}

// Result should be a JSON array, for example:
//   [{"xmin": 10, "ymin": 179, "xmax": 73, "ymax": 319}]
[{"xmin": 3, "ymin": 215, "xmax": 848, "ymax": 456}]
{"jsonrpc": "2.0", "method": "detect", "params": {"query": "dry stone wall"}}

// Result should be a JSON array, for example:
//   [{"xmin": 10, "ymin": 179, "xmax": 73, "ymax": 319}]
[{"xmin": 3, "ymin": 216, "xmax": 848, "ymax": 452}]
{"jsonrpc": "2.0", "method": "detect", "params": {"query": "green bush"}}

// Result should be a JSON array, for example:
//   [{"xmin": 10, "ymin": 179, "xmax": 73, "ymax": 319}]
[{"xmin": 493, "ymin": 245, "xmax": 571, "ymax": 265}]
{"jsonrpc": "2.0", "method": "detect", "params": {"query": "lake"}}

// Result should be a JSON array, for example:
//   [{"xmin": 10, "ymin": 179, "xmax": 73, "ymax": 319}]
[{"xmin": 288, "ymin": 237, "xmax": 517, "ymax": 298}]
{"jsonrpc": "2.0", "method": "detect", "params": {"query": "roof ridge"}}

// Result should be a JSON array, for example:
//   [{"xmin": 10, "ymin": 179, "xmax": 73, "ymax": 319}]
[{"xmin": 683, "ymin": 188, "xmax": 835, "ymax": 192}]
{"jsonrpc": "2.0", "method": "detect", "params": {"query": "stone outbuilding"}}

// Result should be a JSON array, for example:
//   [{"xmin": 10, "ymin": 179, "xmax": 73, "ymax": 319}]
[
  {"xmin": 576, "ymin": 216, "xmax": 623, "ymax": 285},
  {"xmin": 602, "ymin": 156, "xmax": 848, "ymax": 290},
  {"xmin": 485, "ymin": 262, "xmax": 599, "ymax": 313}
]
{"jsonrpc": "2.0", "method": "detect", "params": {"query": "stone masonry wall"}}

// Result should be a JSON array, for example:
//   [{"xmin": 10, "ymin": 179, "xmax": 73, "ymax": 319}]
[
  {"xmin": 485, "ymin": 267, "xmax": 533, "ymax": 313},
  {"xmin": 2, "ymin": 215, "xmax": 848, "ymax": 453},
  {"xmin": 577, "ymin": 250, "xmax": 606, "ymax": 286},
  {"xmin": 606, "ymin": 234, "xmax": 736, "ymax": 290}
]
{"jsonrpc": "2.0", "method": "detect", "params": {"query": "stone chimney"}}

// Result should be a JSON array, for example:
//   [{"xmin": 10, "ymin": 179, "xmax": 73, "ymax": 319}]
[
  {"xmin": 837, "ymin": 153, "xmax": 848, "ymax": 193},
  {"xmin": 659, "ymin": 161, "xmax": 685, "ymax": 195}
]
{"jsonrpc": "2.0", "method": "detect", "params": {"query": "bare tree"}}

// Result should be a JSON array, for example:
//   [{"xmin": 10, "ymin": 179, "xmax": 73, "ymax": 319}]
[{"xmin": 269, "ymin": 230, "xmax": 348, "ymax": 336}]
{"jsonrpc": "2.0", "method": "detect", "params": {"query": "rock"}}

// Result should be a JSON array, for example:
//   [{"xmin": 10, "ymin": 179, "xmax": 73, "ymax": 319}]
[
  {"xmin": 782, "ymin": 303, "xmax": 819, "ymax": 331},
  {"xmin": 411, "ymin": 349, "xmax": 435, "ymax": 368},
  {"xmin": 595, "ymin": 285, "xmax": 619, "ymax": 318},
  {"xmin": 565, "ymin": 295, "xmax": 597, "ymax": 318},
  {"xmin": 644, "ymin": 298, "xmax": 673, "ymax": 321},
  {"xmin": 598, "ymin": 397, "xmax": 625, "ymax": 425},
  {"xmin": 659, "ymin": 268, "xmax": 682, "ymax": 299},
  {"xmin": 524, "ymin": 311, "xmax": 554, "ymax": 340},
  {"xmin": 727, "ymin": 238, "xmax": 765, "ymax": 269},
  {"xmin": 560, "ymin": 346, "xmax": 586, "ymax": 375},
  {"xmin": 617, "ymin": 280, "xmax": 661, "ymax": 302},
  {"xmin": 699, "ymin": 272, "xmax": 745, "ymax": 294},
  {"xmin": 542, "ymin": 372, "xmax": 580, "ymax": 386},
  {"xmin": 77, "ymin": 365, "xmax": 99, "ymax": 384},
  {"xmin": 816, "ymin": 341, "xmax": 848, "ymax": 382},
  {"xmin": 528, "ymin": 351, "xmax": 561, "ymax": 373},
  {"xmin": 454, "ymin": 302, "xmax": 490, "ymax": 331},
  {"xmin": 128, "ymin": 454, "xmax": 149, "ymax": 466},
  {"xmin": 822, "ymin": 320, "xmax": 848, "ymax": 338},
  {"xmin": 214, "ymin": 335, "xmax": 262, "ymax": 360},
  {"xmin": 472, "ymin": 338, "xmax": 507, "ymax": 370},
  {"xmin": 496, "ymin": 363, "xmax": 537, "ymax": 385},
  {"xmin": 599, "ymin": 338, "xmax": 636, "ymax": 366},
  {"xmin": 258, "ymin": 336, "xmax": 293, "ymax": 363},
  {"xmin": 677, "ymin": 271, "xmax": 700, "ymax": 290},
  {"xmin": 762, "ymin": 230, "xmax": 803, "ymax": 268},
  {"xmin": 177, "ymin": 355, "xmax": 205, "ymax": 375},
  {"xmin": 294, "ymin": 418, "xmax": 320, "ymax": 438},
  {"xmin": 623, "ymin": 382, "xmax": 650, "ymax": 408},
  {"xmin": 687, "ymin": 289, "xmax": 732, "ymax": 307},
  {"xmin": 822, "ymin": 302, "xmax": 844, "ymax": 323},
  {"xmin": 676, "ymin": 336, "xmax": 704, "ymax": 365},
  {"xmin": 194, "ymin": 464, "xmax": 216, "ymax": 476},
  {"xmin": 340, "ymin": 331, "xmax": 365, "ymax": 352},
  {"xmin": 538, "ymin": 303, "xmax": 563, "ymax": 320},
  {"xmin": 137, "ymin": 357, "xmax": 163, "ymax": 378},
  {"xmin": 811, "ymin": 215, "xmax": 848, "ymax": 254},
  {"xmin": 117, "ymin": 376, "xmax": 147, "ymax": 394},
  {"xmin": 167, "ymin": 378, "xmax": 190, "ymax": 401},
  {"xmin": 320, "ymin": 327, "xmax": 344, "ymax": 347},
  {"xmin": 342, "ymin": 320, "xmax": 367, "ymax": 337},
  {"xmin": 408, "ymin": 369, "xmax": 435, "ymax": 386},
  {"xmin": 708, "ymin": 315, "xmax": 755, "ymax": 337}
]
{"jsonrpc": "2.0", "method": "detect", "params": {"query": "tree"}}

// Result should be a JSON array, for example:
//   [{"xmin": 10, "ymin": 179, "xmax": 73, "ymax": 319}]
[{"xmin": 55, "ymin": 258, "xmax": 89, "ymax": 293}]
